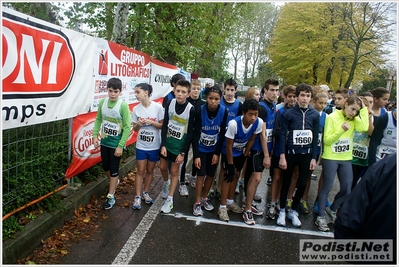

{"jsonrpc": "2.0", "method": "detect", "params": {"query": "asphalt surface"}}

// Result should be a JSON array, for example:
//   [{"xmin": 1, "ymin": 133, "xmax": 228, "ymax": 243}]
[{"xmin": 56, "ymin": 153, "xmax": 344, "ymax": 265}]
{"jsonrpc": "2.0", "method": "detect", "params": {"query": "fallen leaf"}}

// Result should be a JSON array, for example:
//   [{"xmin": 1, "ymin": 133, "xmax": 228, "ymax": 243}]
[{"xmin": 83, "ymin": 217, "xmax": 90, "ymax": 223}]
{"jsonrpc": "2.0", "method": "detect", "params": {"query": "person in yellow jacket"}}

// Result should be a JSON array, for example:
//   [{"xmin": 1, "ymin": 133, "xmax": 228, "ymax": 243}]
[{"xmin": 315, "ymin": 96, "xmax": 369, "ymax": 231}]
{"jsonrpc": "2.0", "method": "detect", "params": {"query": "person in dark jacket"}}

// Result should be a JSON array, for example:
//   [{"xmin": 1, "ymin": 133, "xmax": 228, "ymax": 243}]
[{"xmin": 334, "ymin": 152, "xmax": 397, "ymax": 264}]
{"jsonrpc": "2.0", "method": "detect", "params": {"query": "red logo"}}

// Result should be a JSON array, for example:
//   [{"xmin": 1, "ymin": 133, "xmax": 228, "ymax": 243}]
[{"xmin": 2, "ymin": 13, "xmax": 75, "ymax": 99}]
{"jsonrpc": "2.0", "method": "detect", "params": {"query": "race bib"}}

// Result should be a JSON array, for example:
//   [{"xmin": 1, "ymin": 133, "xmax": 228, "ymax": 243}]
[
  {"xmin": 167, "ymin": 122, "xmax": 183, "ymax": 140},
  {"xmin": 332, "ymin": 138, "xmax": 350, "ymax": 153},
  {"xmin": 139, "ymin": 129, "xmax": 156, "ymax": 143},
  {"xmin": 293, "ymin": 130, "xmax": 312, "ymax": 145},
  {"xmin": 377, "ymin": 145, "xmax": 396, "ymax": 160},
  {"xmin": 200, "ymin": 132, "xmax": 218, "ymax": 146},
  {"xmin": 102, "ymin": 122, "xmax": 120, "ymax": 136},
  {"xmin": 317, "ymin": 133, "xmax": 322, "ymax": 147},
  {"xmin": 352, "ymin": 144, "xmax": 368, "ymax": 159},
  {"xmin": 233, "ymin": 142, "xmax": 246, "ymax": 151}
]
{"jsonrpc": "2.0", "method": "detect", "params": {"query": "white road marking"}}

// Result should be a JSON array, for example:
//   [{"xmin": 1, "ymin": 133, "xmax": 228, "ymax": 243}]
[{"xmin": 163, "ymin": 212, "xmax": 334, "ymax": 238}]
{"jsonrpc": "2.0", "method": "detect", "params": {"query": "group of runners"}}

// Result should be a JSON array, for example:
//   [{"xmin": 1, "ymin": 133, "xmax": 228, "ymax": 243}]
[{"xmin": 93, "ymin": 75, "xmax": 396, "ymax": 231}]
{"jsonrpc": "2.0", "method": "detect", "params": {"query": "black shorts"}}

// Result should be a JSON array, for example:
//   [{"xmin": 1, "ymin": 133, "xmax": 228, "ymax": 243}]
[
  {"xmin": 247, "ymin": 150, "xmax": 265, "ymax": 173},
  {"xmin": 221, "ymin": 153, "xmax": 246, "ymax": 172},
  {"xmin": 159, "ymin": 150, "xmax": 179, "ymax": 163},
  {"xmin": 101, "ymin": 145, "xmax": 122, "ymax": 177},
  {"xmin": 197, "ymin": 152, "xmax": 218, "ymax": 177},
  {"xmin": 271, "ymin": 155, "xmax": 281, "ymax": 170}
]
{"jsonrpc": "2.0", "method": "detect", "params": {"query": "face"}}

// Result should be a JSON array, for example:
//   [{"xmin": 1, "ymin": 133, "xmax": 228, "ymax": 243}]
[
  {"xmin": 312, "ymin": 96, "xmax": 328, "ymax": 112},
  {"xmin": 364, "ymin": 96, "xmax": 373, "ymax": 108},
  {"xmin": 264, "ymin": 85, "xmax": 279, "ymax": 103},
  {"xmin": 242, "ymin": 109, "xmax": 258, "ymax": 126},
  {"xmin": 297, "ymin": 91, "xmax": 312, "ymax": 108},
  {"xmin": 107, "ymin": 87, "xmax": 122, "ymax": 102},
  {"xmin": 285, "ymin": 92, "xmax": 297, "ymax": 107},
  {"xmin": 343, "ymin": 102, "xmax": 361, "ymax": 120},
  {"xmin": 374, "ymin": 93, "xmax": 390, "ymax": 108},
  {"xmin": 175, "ymin": 85, "xmax": 190, "ymax": 104},
  {"xmin": 134, "ymin": 87, "xmax": 147, "ymax": 102},
  {"xmin": 334, "ymin": 93, "xmax": 346, "ymax": 108},
  {"xmin": 206, "ymin": 92, "xmax": 221, "ymax": 111},
  {"xmin": 224, "ymin": 85, "xmax": 237, "ymax": 102},
  {"xmin": 190, "ymin": 84, "xmax": 201, "ymax": 99},
  {"xmin": 253, "ymin": 89, "xmax": 261, "ymax": 102}
]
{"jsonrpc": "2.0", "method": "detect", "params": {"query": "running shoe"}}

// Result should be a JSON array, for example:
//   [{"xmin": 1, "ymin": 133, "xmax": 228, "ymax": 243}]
[
  {"xmin": 276, "ymin": 211, "xmax": 286, "ymax": 226},
  {"xmin": 326, "ymin": 206, "xmax": 337, "ymax": 223},
  {"xmin": 298, "ymin": 200, "xmax": 309, "ymax": 214},
  {"xmin": 218, "ymin": 206, "xmax": 229, "ymax": 222},
  {"xmin": 193, "ymin": 203, "xmax": 203, "ymax": 216},
  {"xmin": 250, "ymin": 204, "xmax": 264, "ymax": 216},
  {"xmin": 142, "ymin": 192, "xmax": 153, "ymax": 204},
  {"xmin": 201, "ymin": 197, "xmax": 214, "ymax": 211},
  {"xmin": 266, "ymin": 176, "xmax": 272, "ymax": 186},
  {"xmin": 179, "ymin": 183, "xmax": 189, "ymax": 197},
  {"xmin": 287, "ymin": 210, "xmax": 301, "ymax": 227},
  {"xmin": 161, "ymin": 180, "xmax": 170, "ymax": 199},
  {"xmin": 160, "ymin": 199, "xmax": 173, "ymax": 213},
  {"xmin": 286, "ymin": 199, "xmax": 293, "ymax": 212},
  {"xmin": 188, "ymin": 173, "xmax": 197, "ymax": 188},
  {"xmin": 311, "ymin": 174, "xmax": 317, "ymax": 180},
  {"xmin": 132, "ymin": 196, "xmax": 141, "ymax": 210},
  {"xmin": 253, "ymin": 193, "xmax": 262, "ymax": 202},
  {"xmin": 243, "ymin": 210, "xmax": 255, "ymax": 225},
  {"xmin": 102, "ymin": 194, "xmax": 116, "ymax": 210},
  {"xmin": 184, "ymin": 173, "xmax": 190, "ymax": 184},
  {"xmin": 315, "ymin": 216, "xmax": 329, "ymax": 232},
  {"xmin": 266, "ymin": 204, "xmax": 277, "ymax": 220},
  {"xmin": 227, "ymin": 201, "xmax": 243, "ymax": 213}
]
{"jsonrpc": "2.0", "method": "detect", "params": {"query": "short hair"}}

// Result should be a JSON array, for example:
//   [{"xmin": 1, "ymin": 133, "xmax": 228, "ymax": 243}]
[
  {"xmin": 371, "ymin": 87, "xmax": 390, "ymax": 99},
  {"xmin": 263, "ymin": 78, "xmax": 279, "ymax": 91},
  {"xmin": 204, "ymin": 85, "xmax": 223, "ymax": 98},
  {"xmin": 296, "ymin": 83, "xmax": 313, "ymax": 97},
  {"xmin": 107, "ymin": 77, "xmax": 122, "ymax": 90},
  {"xmin": 135, "ymin": 83, "xmax": 153, "ymax": 96},
  {"xmin": 224, "ymin": 77, "xmax": 237, "ymax": 89},
  {"xmin": 245, "ymin": 87, "xmax": 258, "ymax": 100},
  {"xmin": 282, "ymin": 85, "xmax": 296, "ymax": 97},
  {"xmin": 191, "ymin": 79, "xmax": 201, "ymax": 86},
  {"xmin": 170, "ymin": 73, "xmax": 185, "ymax": 87},
  {"xmin": 335, "ymin": 88, "xmax": 349, "ymax": 99},
  {"xmin": 242, "ymin": 98, "xmax": 259, "ymax": 113},
  {"xmin": 175, "ymin": 79, "xmax": 191, "ymax": 92}
]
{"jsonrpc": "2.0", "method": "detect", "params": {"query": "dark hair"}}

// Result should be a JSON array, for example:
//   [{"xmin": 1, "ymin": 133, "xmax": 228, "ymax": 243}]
[
  {"xmin": 204, "ymin": 85, "xmax": 223, "ymax": 97},
  {"xmin": 359, "ymin": 91, "xmax": 373, "ymax": 97},
  {"xmin": 263, "ymin": 78, "xmax": 279, "ymax": 91},
  {"xmin": 282, "ymin": 85, "xmax": 296, "ymax": 97},
  {"xmin": 224, "ymin": 77, "xmax": 237, "ymax": 89},
  {"xmin": 135, "ymin": 83, "xmax": 153, "ymax": 96},
  {"xmin": 170, "ymin": 73, "xmax": 185, "ymax": 87},
  {"xmin": 335, "ymin": 88, "xmax": 349, "ymax": 98},
  {"xmin": 296, "ymin": 83, "xmax": 313, "ymax": 97},
  {"xmin": 242, "ymin": 98, "xmax": 260, "ymax": 113},
  {"xmin": 371, "ymin": 87, "xmax": 390, "ymax": 99},
  {"xmin": 107, "ymin": 77, "xmax": 122, "ymax": 90},
  {"xmin": 175, "ymin": 79, "xmax": 191, "ymax": 92}
]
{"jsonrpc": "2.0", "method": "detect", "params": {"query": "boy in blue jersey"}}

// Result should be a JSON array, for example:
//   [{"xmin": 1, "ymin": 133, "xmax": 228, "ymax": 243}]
[
  {"xmin": 162, "ymin": 73, "xmax": 185, "ymax": 109},
  {"xmin": 218, "ymin": 98, "xmax": 263, "ymax": 222},
  {"xmin": 277, "ymin": 83, "xmax": 319, "ymax": 227},
  {"xmin": 159, "ymin": 79, "xmax": 196, "ymax": 214},
  {"xmin": 209, "ymin": 78, "xmax": 242, "ymax": 199}
]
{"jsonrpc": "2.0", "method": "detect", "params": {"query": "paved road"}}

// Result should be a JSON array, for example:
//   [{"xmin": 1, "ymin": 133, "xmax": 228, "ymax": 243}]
[{"xmin": 56, "ymin": 150, "xmax": 343, "ymax": 265}]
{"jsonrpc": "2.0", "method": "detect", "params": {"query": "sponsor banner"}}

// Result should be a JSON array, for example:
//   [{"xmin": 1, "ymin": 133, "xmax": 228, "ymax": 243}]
[
  {"xmin": 91, "ymin": 40, "xmax": 151, "ymax": 111},
  {"xmin": 2, "ymin": 7, "xmax": 95, "ymax": 130},
  {"xmin": 300, "ymin": 239, "xmax": 393, "ymax": 262},
  {"xmin": 65, "ymin": 98, "xmax": 164, "ymax": 178},
  {"xmin": 149, "ymin": 58, "xmax": 179, "ymax": 100}
]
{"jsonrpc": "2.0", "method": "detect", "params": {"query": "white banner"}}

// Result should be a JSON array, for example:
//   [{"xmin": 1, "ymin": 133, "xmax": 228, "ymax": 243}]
[
  {"xmin": 149, "ymin": 58, "xmax": 179, "ymax": 100},
  {"xmin": 2, "ymin": 7, "xmax": 95, "ymax": 130}
]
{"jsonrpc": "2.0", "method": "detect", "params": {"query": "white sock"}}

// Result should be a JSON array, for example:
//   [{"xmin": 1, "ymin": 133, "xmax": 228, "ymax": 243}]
[
  {"xmin": 226, "ymin": 199, "xmax": 233, "ymax": 205},
  {"xmin": 107, "ymin": 193, "xmax": 114, "ymax": 198},
  {"xmin": 167, "ymin": 196, "xmax": 173, "ymax": 201}
]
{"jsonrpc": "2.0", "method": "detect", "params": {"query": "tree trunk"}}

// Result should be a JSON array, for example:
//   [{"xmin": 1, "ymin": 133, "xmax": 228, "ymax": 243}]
[{"xmin": 111, "ymin": 3, "xmax": 129, "ymax": 45}]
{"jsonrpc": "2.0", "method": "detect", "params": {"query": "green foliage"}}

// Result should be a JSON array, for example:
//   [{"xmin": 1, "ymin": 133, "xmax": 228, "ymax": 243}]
[
  {"xmin": 2, "ymin": 216, "xmax": 24, "ymax": 240},
  {"xmin": 2, "ymin": 2, "xmax": 63, "ymax": 25}
]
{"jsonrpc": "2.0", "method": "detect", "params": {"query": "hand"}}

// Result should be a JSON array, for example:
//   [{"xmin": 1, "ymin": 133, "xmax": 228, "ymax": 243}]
[
  {"xmin": 160, "ymin": 146, "xmax": 167, "ymax": 157},
  {"xmin": 93, "ymin": 137, "xmax": 100, "ymax": 148},
  {"xmin": 279, "ymin": 158, "xmax": 287, "ymax": 170},
  {"xmin": 114, "ymin": 147, "xmax": 123, "ymax": 157},
  {"xmin": 211, "ymin": 154, "xmax": 219, "ymax": 165},
  {"xmin": 224, "ymin": 164, "xmax": 235, "ymax": 182},
  {"xmin": 195, "ymin": 158, "xmax": 201, "ymax": 170},
  {"xmin": 341, "ymin": 122, "xmax": 350, "ymax": 131},
  {"xmin": 263, "ymin": 156, "xmax": 271, "ymax": 169},
  {"xmin": 309, "ymin": 159, "xmax": 316, "ymax": 171}
]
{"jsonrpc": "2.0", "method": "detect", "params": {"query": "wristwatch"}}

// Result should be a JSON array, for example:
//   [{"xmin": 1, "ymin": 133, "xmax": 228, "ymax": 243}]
[{"xmin": 179, "ymin": 152, "xmax": 185, "ymax": 157}]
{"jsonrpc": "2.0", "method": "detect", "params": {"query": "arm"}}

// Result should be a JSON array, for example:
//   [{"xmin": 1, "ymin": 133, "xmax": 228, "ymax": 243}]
[
  {"xmin": 93, "ymin": 99, "xmax": 104, "ymax": 147},
  {"xmin": 323, "ymin": 115, "xmax": 346, "ymax": 146},
  {"xmin": 160, "ymin": 101, "xmax": 171, "ymax": 147},
  {"xmin": 117, "ymin": 102, "xmax": 132, "ymax": 149},
  {"xmin": 193, "ymin": 109, "xmax": 202, "ymax": 159},
  {"xmin": 214, "ymin": 109, "xmax": 228, "ymax": 156},
  {"xmin": 354, "ymin": 107, "xmax": 369, "ymax": 133},
  {"xmin": 180, "ymin": 106, "xmax": 196, "ymax": 155},
  {"xmin": 259, "ymin": 122, "xmax": 270, "ymax": 168},
  {"xmin": 279, "ymin": 111, "xmax": 288, "ymax": 170}
]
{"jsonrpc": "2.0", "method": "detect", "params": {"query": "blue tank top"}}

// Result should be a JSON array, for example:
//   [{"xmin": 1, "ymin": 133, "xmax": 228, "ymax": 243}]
[
  {"xmin": 273, "ymin": 106, "xmax": 286, "ymax": 156},
  {"xmin": 222, "ymin": 116, "xmax": 259, "ymax": 157},
  {"xmin": 221, "ymin": 98, "xmax": 240, "ymax": 122},
  {"xmin": 198, "ymin": 105, "xmax": 226, "ymax": 153},
  {"xmin": 252, "ymin": 101, "xmax": 276, "ymax": 152}
]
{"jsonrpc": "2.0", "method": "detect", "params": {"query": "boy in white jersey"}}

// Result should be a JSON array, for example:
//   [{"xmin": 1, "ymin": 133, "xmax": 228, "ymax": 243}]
[
  {"xmin": 93, "ymin": 78, "xmax": 131, "ymax": 210},
  {"xmin": 131, "ymin": 83, "xmax": 164, "ymax": 210}
]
